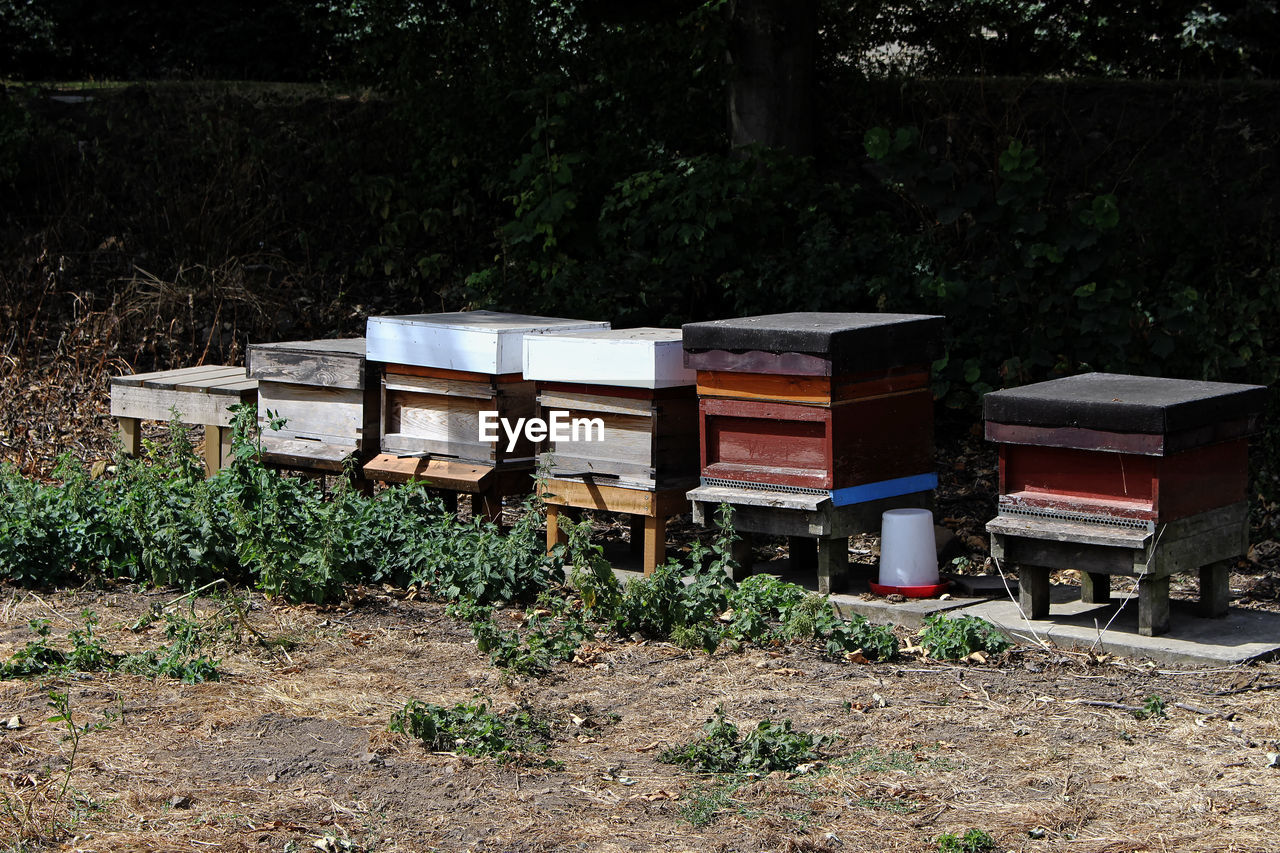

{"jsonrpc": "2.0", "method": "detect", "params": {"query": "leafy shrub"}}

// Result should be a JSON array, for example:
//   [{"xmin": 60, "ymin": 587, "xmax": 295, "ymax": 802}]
[
  {"xmin": 919, "ymin": 615, "xmax": 1012, "ymax": 660},
  {"xmin": 390, "ymin": 699, "xmax": 555, "ymax": 765},
  {"xmin": 661, "ymin": 706, "xmax": 829, "ymax": 775}
]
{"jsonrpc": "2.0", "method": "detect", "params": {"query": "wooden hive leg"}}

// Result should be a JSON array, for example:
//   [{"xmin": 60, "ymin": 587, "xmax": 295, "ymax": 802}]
[
  {"xmin": 1199, "ymin": 559, "xmax": 1232, "ymax": 618},
  {"xmin": 727, "ymin": 533, "xmax": 754, "ymax": 581},
  {"xmin": 117, "ymin": 416, "xmax": 142, "ymax": 457},
  {"xmin": 1018, "ymin": 565, "xmax": 1051, "ymax": 619},
  {"xmin": 789, "ymin": 536, "xmax": 817, "ymax": 570},
  {"xmin": 642, "ymin": 514, "xmax": 665, "ymax": 576},
  {"xmin": 438, "ymin": 491, "xmax": 459, "ymax": 514},
  {"xmin": 1138, "ymin": 575, "xmax": 1171, "ymax": 637},
  {"xmin": 545, "ymin": 504, "xmax": 565, "ymax": 556},
  {"xmin": 218, "ymin": 426, "xmax": 233, "ymax": 468},
  {"xmin": 816, "ymin": 536, "xmax": 849, "ymax": 595},
  {"xmin": 1080, "ymin": 571, "xmax": 1112, "ymax": 604},
  {"xmin": 202, "ymin": 425, "xmax": 223, "ymax": 476}
]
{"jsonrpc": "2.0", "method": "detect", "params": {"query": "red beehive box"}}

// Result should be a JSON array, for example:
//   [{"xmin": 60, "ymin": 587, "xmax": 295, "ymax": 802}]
[
  {"xmin": 681, "ymin": 312, "xmax": 944, "ymax": 504},
  {"xmin": 983, "ymin": 372, "xmax": 1268, "ymax": 635},
  {"xmin": 984, "ymin": 373, "xmax": 1266, "ymax": 526}
]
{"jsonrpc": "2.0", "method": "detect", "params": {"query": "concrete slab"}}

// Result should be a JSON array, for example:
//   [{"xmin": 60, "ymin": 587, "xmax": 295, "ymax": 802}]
[{"xmin": 952, "ymin": 584, "xmax": 1280, "ymax": 666}]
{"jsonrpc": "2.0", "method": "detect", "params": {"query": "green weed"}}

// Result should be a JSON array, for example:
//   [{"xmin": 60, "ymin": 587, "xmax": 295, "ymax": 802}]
[
  {"xmin": 936, "ymin": 828, "xmax": 999, "ymax": 852},
  {"xmin": 661, "ymin": 706, "xmax": 830, "ymax": 776},
  {"xmin": 389, "ymin": 699, "xmax": 557, "ymax": 767},
  {"xmin": 918, "ymin": 615, "xmax": 1012, "ymax": 660}
]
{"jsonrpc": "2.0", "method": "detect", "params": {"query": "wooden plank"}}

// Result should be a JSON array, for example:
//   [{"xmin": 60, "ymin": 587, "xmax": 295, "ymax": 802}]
[
  {"xmin": 984, "ymin": 514, "xmax": 1152, "ymax": 549},
  {"xmin": 388, "ymin": 392, "xmax": 492, "ymax": 459},
  {"xmin": 203, "ymin": 424, "xmax": 223, "ymax": 474},
  {"xmin": 538, "ymin": 478, "xmax": 672, "ymax": 515},
  {"xmin": 998, "ymin": 491, "xmax": 1157, "ymax": 522},
  {"xmin": 1019, "ymin": 566, "xmax": 1051, "ymax": 619},
  {"xmin": 684, "ymin": 349, "xmax": 834, "ymax": 377},
  {"xmin": 700, "ymin": 390, "xmax": 933, "ymax": 491},
  {"xmin": 1200, "ymin": 560, "xmax": 1232, "ymax": 618},
  {"xmin": 995, "ymin": 534, "xmax": 1135, "ymax": 575},
  {"xmin": 258, "ymin": 382, "xmax": 364, "ymax": 445},
  {"xmin": 1081, "ymin": 572, "xmax": 1111, "ymax": 604},
  {"xmin": 1154, "ymin": 440, "xmax": 1250, "ymax": 521},
  {"xmin": 1001, "ymin": 445, "xmax": 1157, "ymax": 507},
  {"xmin": 247, "ymin": 339, "xmax": 367, "ymax": 390},
  {"xmin": 144, "ymin": 367, "xmax": 246, "ymax": 390},
  {"xmin": 816, "ymin": 537, "xmax": 848, "ymax": 594},
  {"xmin": 538, "ymin": 391, "xmax": 655, "ymax": 418},
  {"xmin": 1138, "ymin": 575, "xmax": 1171, "ymax": 636},
  {"xmin": 986, "ymin": 421, "xmax": 1166, "ymax": 456},
  {"xmin": 362, "ymin": 453, "xmax": 493, "ymax": 490},
  {"xmin": 384, "ymin": 374, "xmax": 495, "ymax": 399},
  {"xmin": 109, "ymin": 384, "xmax": 249, "ymax": 427},
  {"xmin": 385, "ymin": 363, "xmax": 520, "ymax": 384},
  {"xmin": 696, "ymin": 368, "xmax": 930, "ymax": 405},
  {"xmin": 642, "ymin": 515, "xmax": 665, "ymax": 574},
  {"xmin": 111, "ymin": 364, "xmax": 234, "ymax": 387},
  {"xmin": 117, "ymin": 416, "xmax": 141, "ymax": 456},
  {"xmin": 259, "ymin": 436, "xmax": 357, "ymax": 471}
]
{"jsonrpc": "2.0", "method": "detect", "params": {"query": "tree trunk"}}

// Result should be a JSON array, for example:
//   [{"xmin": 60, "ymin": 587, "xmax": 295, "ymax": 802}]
[{"xmin": 728, "ymin": 0, "xmax": 816, "ymax": 155}]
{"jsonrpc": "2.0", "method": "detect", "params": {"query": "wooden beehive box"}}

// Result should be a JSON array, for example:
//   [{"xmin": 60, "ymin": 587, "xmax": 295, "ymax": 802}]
[
  {"xmin": 363, "ymin": 311, "xmax": 609, "ymax": 478},
  {"xmin": 682, "ymin": 312, "xmax": 944, "ymax": 504},
  {"xmin": 984, "ymin": 373, "xmax": 1267, "ymax": 527},
  {"xmin": 522, "ymin": 327, "xmax": 699, "ymax": 490},
  {"xmin": 245, "ymin": 338, "xmax": 377, "ymax": 471}
]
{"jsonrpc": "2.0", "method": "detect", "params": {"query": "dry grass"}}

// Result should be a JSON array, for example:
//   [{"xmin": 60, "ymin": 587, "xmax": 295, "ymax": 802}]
[{"xmin": 1, "ymin": 585, "xmax": 1278, "ymax": 852}]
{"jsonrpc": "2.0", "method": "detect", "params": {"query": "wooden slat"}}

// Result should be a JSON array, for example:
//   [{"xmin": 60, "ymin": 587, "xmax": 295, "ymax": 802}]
[
  {"xmin": 260, "ymin": 436, "xmax": 357, "ymax": 472},
  {"xmin": 538, "ymin": 391, "xmax": 656, "ymax": 418},
  {"xmin": 142, "ymin": 366, "xmax": 247, "ymax": 390},
  {"xmin": 362, "ymin": 453, "xmax": 494, "ymax": 490},
  {"xmin": 111, "ymin": 364, "xmax": 234, "ymax": 388},
  {"xmin": 385, "ymin": 363, "xmax": 520, "ymax": 384},
  {"xmin": 384, "ymin": 374, "xmax": 495, "ymax": 400},
  {"xmin": 257, "ymin": 382, "xmax": 364, "ymax": 446},
  {"xmin": 538, "ymin": 478, "xmax": 685, "ymax": 515},
  {"xmin": 247, "ymin": 339, "xmax": 367, "ymax": 390},
  {"xmin": 109, "ymin": 384, "xmax": 254, "ymax": 428},
  {"xmin": 696, "ymin": 368, "xmax": 929, "ymax": 405},
  {"xmin": 683, "ymin": 349, "xmax": 834, "ymax": 377}
]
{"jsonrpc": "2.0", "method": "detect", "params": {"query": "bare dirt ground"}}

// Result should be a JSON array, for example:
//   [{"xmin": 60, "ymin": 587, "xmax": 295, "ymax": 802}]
[{"xmin": 2, "ymin": 584, "xmax": 1279, "ymax": 853}]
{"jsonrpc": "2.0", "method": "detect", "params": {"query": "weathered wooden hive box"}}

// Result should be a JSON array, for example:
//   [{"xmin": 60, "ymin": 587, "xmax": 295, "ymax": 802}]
[
  {"xmin": 984, "ymin": 373, "xmax": 1268, "ymax": 635},
  {"xmin": 362, "ymin": 311, "xmax": 609, "ymax": 483},
  {"xmin": 245, "ymin": 339, "xmax": 377, "ymax": 471},
  {"xmin": 984, "ymin": 373, "xmax": 1266, "ymax": 529},
  {"xmin": 522, "ymin": 327, "xmax": 699, "ymax": 491},
  {"xmin": 681, "ymin": 312, "xmax": 944, "ymax": 504}
]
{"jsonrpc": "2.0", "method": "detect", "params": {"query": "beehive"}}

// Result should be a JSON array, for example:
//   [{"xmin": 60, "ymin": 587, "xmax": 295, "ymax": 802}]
[
  {"xmin": 984, "ymin": 372, "xmax": 1267, "ymax": 635},
  {"xmin": 522, "ymin": 327, "xmax": 699, "ymax": 490},
  {"xmin": 523, "ymin": 328, "xmax": 699, "ymax": 573},
  {"xmin": 245, "ymin": 339, "xmax": 376, "ymax": 472},
  {"xmin": 361, "ymin": 312, "xmax": 609, "ymax": 505},
  {"xmin": 681, "ymin": 312, "xmax": 944, "ymax": 593},
  {"xmin": 682, "ymin": 312, "xmax": 944, "ymax": 502}
]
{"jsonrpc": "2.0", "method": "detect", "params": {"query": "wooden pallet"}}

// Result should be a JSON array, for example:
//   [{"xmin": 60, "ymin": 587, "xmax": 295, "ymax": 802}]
[{"xmin": 109, "ymin": 365, "xmax": 257, "ymax": 473}]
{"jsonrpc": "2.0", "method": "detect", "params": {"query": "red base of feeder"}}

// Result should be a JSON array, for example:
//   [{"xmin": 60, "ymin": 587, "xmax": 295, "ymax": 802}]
[{"xmin": 868, "ymin": 580, "xmax": 950, "ymax": 599}]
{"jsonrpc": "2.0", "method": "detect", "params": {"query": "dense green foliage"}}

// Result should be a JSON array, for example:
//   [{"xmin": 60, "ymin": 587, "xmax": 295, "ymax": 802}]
[
  {"xmin": 919, "ymin": 614, "xmax": 1013, "ymax": 661},
  {"xmin": 0, "ymin": 414, "xmax": 901, "ymax": 677},
  {"xmin": 660, "ymin": 705, "xmax": 830, "ymax": 775},
  {"xmin": 936, "ymin": 828, "xmax": 999, "ymax": 853},
  {"xmin": 389, "ymin": 699, "xmax": 556, "ymax": 765}
]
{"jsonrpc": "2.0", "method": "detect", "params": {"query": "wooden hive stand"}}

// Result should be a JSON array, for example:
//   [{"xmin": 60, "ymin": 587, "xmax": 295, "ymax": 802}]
[
  {"xmin": 523, "ymin": 327, "xmax": 700, "ymax": 573},
  {"xmin": 109, "ymin": 365, "xmax": 258, "ymax": 474},
  {"xmin": 246, "ymin": 338, "xmax": 378, "ymax": 483},
  {"xmin": 681, "ymin": 312, "xmax": 944, "ymax": 593},
  {"xmin": 984, "ymin": 372, "xmax": 1267, "ymax": 636},
  {"xmin": 360, "ymin": 311, "xmax": 609, "ymax": 522}
]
